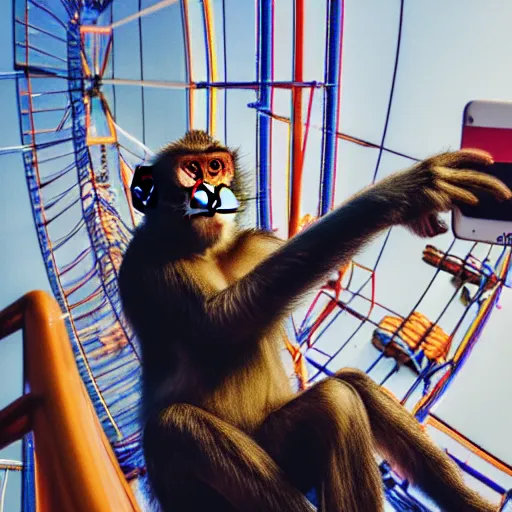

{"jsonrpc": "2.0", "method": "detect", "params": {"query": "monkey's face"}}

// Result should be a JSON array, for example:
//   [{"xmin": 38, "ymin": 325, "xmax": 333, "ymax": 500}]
[
  {"xmin": 151, "ymin": 148, "xmax": 238, "ymax": 248},
  {"xmin": 131, "ymin": 130, "xmax": 243, "ymax": 250},
  {"xmin": 180, "ymin": 151, "xmax": 237, "ymax": 246},
  {"xmin": 175, "ymin": 152, "xmax": 234, "ymax": 189}
]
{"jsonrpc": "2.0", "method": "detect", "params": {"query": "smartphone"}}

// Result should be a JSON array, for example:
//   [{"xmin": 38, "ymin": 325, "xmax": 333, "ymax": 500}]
[{"xmin": 452, "ymin": 100, "xmax": 512, "ymax": 245}]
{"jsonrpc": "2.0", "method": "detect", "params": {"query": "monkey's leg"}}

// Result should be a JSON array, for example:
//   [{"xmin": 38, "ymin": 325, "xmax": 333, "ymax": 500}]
[
  {"xmin": 334, "ymin": 368, "xmax": 498, "ymax": 512},
  {"xmin": 254, "ymin": 378, "xmax": 384, "ymax": 512},
  {"xmin": 143, "ymin": 403, "xmax": 315, "ymax": 512}
]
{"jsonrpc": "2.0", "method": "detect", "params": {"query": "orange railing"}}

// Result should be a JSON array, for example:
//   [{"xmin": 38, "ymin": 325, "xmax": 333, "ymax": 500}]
[{"xmin": 0, "ymin": 291, "xmax": 141, "ymax": 512}]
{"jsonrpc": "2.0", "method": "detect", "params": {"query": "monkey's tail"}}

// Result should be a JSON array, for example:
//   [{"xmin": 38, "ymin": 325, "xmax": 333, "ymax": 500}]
[{"xmin": 335, "ymin": 368, "xmax": 498, "ymax": 512}]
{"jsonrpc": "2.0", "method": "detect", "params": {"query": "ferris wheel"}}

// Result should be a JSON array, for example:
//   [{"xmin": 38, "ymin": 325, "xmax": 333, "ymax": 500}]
[{"xmin": 0, "ymin": 1, "xmax": 511, "ymax": 511}]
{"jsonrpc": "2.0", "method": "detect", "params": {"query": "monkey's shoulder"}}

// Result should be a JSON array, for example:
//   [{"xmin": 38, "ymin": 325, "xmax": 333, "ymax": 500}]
[
  {"xmin": 232, "ymin": 228, "xmax": 284, "ymax": 253},
  {"xmin": 170, "ymin": 228, "xmax": 284, "ymax": 295},
  {"xmin": 121, "ymin": 223, "xmax": 188, "ymax": 267},
  {"xmin": 119, "ymin": 226, "xmax": 283, "ymax": 300},
  {"xmin": 219, "ymin": 228, "xmax": 284, "ymax": 279},
  {"xmin": 119, "ymin": 227, "xmax": 199, "ymax": 300}
]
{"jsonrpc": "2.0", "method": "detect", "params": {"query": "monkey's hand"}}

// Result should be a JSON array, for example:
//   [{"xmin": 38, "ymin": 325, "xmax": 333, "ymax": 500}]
[{"xmin": 376, "ymin": 149, "xmax": 512, "ymax": 238}]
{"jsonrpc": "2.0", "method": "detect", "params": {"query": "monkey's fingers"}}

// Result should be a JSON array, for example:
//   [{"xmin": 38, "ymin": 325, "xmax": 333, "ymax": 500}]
[
  {"xmin": 429, "ymin": 149, "xmax": 494, "ymax": 169},
  {"xmin": 435, "ymin": 167, "xmax": 512, "ymax": 201},
  {"xmin": 408, "ymin": 214, "xmax": 448, "ymax": 238},
  {"xmin": 426, "ymin": 214, "xmax": 448, "ymax": 236},
  {"xmin": 435, "ymin": 180, "xmax": 480, "ymax": 206}
]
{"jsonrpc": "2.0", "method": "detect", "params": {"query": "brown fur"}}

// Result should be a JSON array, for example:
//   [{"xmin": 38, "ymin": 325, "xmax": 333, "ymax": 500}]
[{"xmin": 119, "ymin": 131, "xmax": 508, "ymax": 511}]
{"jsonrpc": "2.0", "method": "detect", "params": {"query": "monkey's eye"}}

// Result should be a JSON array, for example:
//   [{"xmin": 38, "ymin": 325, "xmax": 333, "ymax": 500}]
[
  {"xmin": 209, "ymin": 159, "xmax": 223, "ymax": 173},
  {"xmin": 185, "ymin": 161, "xmax": 201, "ymax": 177}
]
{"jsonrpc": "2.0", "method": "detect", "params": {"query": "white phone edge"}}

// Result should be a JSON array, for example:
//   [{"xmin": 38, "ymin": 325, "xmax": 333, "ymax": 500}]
[{"xmin": 452, "ymin": 99, "xmax": 512, "ymax": 245}]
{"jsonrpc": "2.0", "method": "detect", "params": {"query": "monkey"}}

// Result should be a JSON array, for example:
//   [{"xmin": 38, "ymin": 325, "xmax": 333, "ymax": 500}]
[{"xmin": 118, "ymin": 129, "xmax": 510, "ymax": 512}]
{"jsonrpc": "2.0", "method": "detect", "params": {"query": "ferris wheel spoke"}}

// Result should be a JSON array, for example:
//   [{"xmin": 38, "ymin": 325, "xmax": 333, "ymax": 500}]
[{"xmin": 109, "ymin": 0, "xmax": 180, "ymax": 30}]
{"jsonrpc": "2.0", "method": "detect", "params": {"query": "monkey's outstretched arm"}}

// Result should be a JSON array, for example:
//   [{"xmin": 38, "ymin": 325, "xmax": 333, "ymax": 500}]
[{"xmin": 208, "ymin": 150, "xmax": 511, "ymax": 338}]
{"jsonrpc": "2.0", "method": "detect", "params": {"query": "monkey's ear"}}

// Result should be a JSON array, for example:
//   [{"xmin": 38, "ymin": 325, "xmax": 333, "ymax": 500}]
[{"xmin": 131, "ymin": 165, "xmax": 156, "ymax": 213}]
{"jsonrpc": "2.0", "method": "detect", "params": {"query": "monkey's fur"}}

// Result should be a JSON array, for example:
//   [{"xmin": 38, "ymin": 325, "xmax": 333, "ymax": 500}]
[{"xmin": 119, "ymin": 130, "xmax": 509, "ymax": 511}]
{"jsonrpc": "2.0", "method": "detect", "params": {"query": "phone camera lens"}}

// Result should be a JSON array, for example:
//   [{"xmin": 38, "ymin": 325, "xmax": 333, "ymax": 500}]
[{"xmin": 468, "ymin": 116, "xmax": 474, "ymax": 124}]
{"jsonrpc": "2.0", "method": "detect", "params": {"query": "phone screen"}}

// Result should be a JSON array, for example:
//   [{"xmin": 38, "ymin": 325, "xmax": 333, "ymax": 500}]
[
  {"xmin": 460, "ymin": 117, "xmax": 512, "ymax": 222},
  {"xmin": 458, "ymin": 162, "xmax": 512, "ymax": 221}
]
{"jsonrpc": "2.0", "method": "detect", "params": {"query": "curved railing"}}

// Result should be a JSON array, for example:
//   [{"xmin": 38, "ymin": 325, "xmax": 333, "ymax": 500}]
[{"xmin": 0, "ymin": 291, "xmax": 141, "ymax": 512}]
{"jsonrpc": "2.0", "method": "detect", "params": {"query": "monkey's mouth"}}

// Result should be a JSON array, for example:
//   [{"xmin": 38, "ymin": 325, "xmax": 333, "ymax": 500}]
[{"xmin": 185, "ymin": 181, "xmax": 239, "ymax": 217}]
